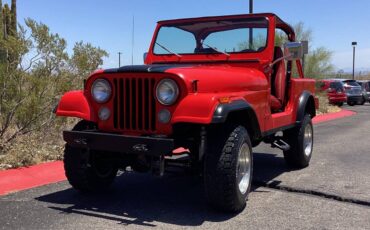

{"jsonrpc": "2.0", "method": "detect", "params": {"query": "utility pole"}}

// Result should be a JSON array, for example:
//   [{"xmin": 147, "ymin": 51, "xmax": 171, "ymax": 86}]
[
  {"xmin": 118, "ymin": 52, "xmax": 122, "ymax": 68},
  {"xmin": 352, "ymin": 41, "xmax": 357, "ymax": 80},
  {"xmin": 249, "ymin": 0, "xmax": 254, "ymax": 48}
]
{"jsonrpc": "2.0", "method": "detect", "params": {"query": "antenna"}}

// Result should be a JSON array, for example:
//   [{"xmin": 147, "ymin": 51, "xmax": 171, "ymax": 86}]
[{"xmin": 131, "ymin": 15, "xmax": 135, "ymax": 65}]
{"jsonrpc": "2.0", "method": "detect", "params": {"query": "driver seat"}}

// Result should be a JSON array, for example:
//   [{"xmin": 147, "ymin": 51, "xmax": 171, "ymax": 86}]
[{"xmin": 270, "ymin": 46, "xmax": 287, "ymax": 112}]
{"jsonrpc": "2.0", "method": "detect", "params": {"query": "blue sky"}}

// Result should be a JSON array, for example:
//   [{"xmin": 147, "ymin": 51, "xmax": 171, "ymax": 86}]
[{"xmin": 8, "ymin": 0, "xmax": 370, "ymax": 71}]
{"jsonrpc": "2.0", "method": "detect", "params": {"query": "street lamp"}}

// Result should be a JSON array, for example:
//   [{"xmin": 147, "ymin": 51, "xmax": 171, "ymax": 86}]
[{"xmin": 352, "ymin": 41, "xmax": 357, "ymax": 80}]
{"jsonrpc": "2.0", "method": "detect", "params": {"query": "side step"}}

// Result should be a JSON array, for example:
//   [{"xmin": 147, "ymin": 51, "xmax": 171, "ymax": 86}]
[{"xmin": 271, "ymin": 139, "xmax": 290, "ymax": 151}]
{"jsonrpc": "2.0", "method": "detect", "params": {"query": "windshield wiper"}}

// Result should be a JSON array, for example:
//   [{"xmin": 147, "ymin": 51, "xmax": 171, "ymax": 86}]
[
  {"xmin": 201, "ymin": 41, "xmax": 230, "ymax": 57},
  {"xmin": 155, "ymin": 42, "xmax": 182, "ymax": 58}
]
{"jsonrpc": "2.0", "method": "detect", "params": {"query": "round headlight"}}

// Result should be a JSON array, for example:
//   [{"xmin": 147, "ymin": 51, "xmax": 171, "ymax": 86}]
[
  {"xmin": 156, "ymin": 79, "xmax": 179, "ymax": 105},
  {"xmin": 91, "ymin": 79, "xmax": 111, "ymax": 103}
]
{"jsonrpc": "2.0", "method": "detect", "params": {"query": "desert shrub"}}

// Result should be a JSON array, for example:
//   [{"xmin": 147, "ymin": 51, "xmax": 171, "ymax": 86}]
[{"xmin": 0, "ymin": 17, "xmax": 107, "ymax": 169}]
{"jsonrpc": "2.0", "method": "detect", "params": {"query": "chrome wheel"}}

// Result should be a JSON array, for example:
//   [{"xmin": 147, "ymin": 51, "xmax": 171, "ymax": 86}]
[
  {"xmin": 304, "ymin": 123, "xmax": 313, "ymax": 157},
  {"xmin": 237, "ymin": 143, "xmax": 251, "ymax": 194}
]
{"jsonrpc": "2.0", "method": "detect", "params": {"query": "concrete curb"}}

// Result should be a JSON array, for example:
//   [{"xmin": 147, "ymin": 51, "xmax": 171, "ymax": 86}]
[{"xmin": 313, "ymin": 109, "xmax": 356, "ymax": 124}]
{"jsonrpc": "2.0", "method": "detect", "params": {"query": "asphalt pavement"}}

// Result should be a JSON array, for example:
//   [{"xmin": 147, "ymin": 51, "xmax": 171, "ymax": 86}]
[{"xmin": 1, "ymin": 105, "xmax": 370, "ymax": 230}]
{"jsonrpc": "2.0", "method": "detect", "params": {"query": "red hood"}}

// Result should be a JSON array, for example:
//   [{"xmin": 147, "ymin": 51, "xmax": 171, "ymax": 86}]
[
  {"xmin": 104, "ymin": 64, "xmax": 268, "ymax": 93},
  {"xmin": 165, "ymin": 64, "xmax": 268, "ymax": 93}
]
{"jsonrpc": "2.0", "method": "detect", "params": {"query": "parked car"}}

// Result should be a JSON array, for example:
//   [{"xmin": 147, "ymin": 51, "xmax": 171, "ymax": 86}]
[
  {"xmin": 357, "ymin": 80, "xmax": 370, "ymax": 103},
  {"xmin": 55, "ymin": 13, "xmax": 318, "ymax": 213},
  {"xmin": 341, "ymin": 80, "xmax": 364, "ymax": 106},
  {"xmin": 319, "ymin": 80, "xmax": 347, "ymax": 106}
]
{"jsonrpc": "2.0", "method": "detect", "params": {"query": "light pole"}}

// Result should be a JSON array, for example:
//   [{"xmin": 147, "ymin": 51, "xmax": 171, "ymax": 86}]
[
  {"xmin": 352, "ymin": 41, "xmax": 357, "ymax": 80},
  {"xmin": 249, "ymin": 0, "xmax": 254, "ymax": 48}
]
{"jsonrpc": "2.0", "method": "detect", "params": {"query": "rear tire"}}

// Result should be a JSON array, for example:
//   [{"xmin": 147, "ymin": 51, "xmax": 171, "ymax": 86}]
[
  {"xmin": 348, "ymin": 101, "xmax": 355, "ymax": 106},
  {"xmin": 283, "ymin": 115, "xmax": 313, "ymax": 169},
  {"xmin": 64, "ymin": 121, "xmax": 118, "ymax": 192},
  {"xmin": 337, "ymin": 102, "xmax": 344, "ymax": 107},
  {"xmin": 360, "ymin": 97, "xmax": 366, "ymax": 105},
  {"xmin": 204, "ymin": 124, "xmax": 253, "ymax": 213}
]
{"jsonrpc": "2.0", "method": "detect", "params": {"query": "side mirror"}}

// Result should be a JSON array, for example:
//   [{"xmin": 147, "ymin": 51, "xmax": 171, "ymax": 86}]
[
  {"xmin": 283, "ymin": 42, "xmax": 307, "ymax": 61},
  {"xmin": 143, "ymin": 52, "xmax": 148, "ymax": 62}
]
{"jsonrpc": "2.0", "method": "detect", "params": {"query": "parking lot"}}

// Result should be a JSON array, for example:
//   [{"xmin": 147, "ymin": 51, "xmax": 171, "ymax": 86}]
[{"xmin": 0, "ymin": 105, "xmax": 369, "ymax": 230}]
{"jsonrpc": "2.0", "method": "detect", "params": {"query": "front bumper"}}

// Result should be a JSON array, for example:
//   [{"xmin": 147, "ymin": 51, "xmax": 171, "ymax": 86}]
[
  {"xmin": 329, "ymin": 96, "xmax": 347, "ymax": 104},
  {"xmin": 63, "ymin": 131, "xmax": 174, "ymax": 156},
  {"xmin": 347, "ymin": 95, "xmax": 363, "ymax": 103}
]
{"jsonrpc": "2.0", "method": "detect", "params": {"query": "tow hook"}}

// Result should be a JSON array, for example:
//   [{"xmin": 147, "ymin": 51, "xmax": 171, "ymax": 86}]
[{"xmin": 271, "ymin": 139, "xmax": 290, "ymax": 151}]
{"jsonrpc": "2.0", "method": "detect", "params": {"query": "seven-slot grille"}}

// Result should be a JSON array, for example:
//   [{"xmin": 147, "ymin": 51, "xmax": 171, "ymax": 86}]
[{"xmin": 112, "ymin": 77, "xmax": 157, "ymax": 132}]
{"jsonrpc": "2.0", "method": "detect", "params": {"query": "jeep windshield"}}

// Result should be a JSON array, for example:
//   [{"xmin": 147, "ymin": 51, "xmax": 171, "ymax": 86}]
[{"xmin": 153, "ymin": 17, "xmax": 269, "ymax": 56}]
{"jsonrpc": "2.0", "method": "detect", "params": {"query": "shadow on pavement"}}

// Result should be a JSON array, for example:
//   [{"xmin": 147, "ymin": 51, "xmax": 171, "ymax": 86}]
[{"xmin": 36, "ymin": 151, "xmax": 291, "ymax": 227}]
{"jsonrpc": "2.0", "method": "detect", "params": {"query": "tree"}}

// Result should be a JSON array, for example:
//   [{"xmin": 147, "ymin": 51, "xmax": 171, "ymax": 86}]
[
  {"xmin": 1, "ymin": 0, "xmax": 18, "ymax": 64},
  {"xmin": 0, "ymin": 18, "xmax": 108, "ymax": 151},
  {"xmin": 0, "ymin": 0, "xmax": 3, "ymax": 39},
  {"xmin": 275, "ymin": 22, "xmax": 333, "ymax": 79},
  {"xmin": 10, "ymin": 0, "xmax": 16, "ymax": 36},
  {"xmin": 2, "ymin": 3, "xmax": 10, "ymax": 38},
  {"xmin": 0, "ymin": 0, "xmax": 5, "ymax": 63},
  {"xmin": 305, "ymin": 47, "xmax": 333, "ymax": 79},
  {"xmin": 70, "ymin": 41, "xmax": 108, "ymax": 80}
]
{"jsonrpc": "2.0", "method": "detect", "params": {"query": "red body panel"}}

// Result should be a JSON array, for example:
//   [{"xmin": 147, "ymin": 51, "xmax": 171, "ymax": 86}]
[{"xmin": 56, "ymin": 91, "xmax": 97, "ymax": 122}]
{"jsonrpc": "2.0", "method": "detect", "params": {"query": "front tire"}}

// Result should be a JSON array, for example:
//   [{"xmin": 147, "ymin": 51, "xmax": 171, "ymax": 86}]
[
  {"xmin": 204, "ymin": 125, "xmax": 253, "ymax": 213},
  {"xmin": 64, "ymin": 121, "xmax": 118, "ymax": 192},
  {"xmin": 283, "ymin": 115, "xmax": 313, "ymax": 169},
  {"xmin": 64, "ymin": 147, "xmax": 118, "ymax": 192}
]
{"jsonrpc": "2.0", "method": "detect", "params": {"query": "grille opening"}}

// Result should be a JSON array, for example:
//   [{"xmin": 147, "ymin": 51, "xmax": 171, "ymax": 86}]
[{"xmin": 113, "ymin": 77, "xmax": 157, "ymax": 132}]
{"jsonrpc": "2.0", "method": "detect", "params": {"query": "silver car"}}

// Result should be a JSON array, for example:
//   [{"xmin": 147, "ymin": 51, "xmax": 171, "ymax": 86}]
[
  {"xmin": 357, "ymin": 81, "xmax": 370, "ymax": 103},
  {"xmin": 342, "ymin": 80, "xmax": 364, "ymax": 106}
]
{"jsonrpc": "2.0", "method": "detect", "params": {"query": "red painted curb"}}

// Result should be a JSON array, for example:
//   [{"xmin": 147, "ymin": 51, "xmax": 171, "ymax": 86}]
[
  {"xmin": 0, "ymin": 161, "xmax": 66, "ymax": 196},
  {"xmin": 313, "ymin": 109, "xmax": 356, "ymax": 124},
  {"xmin": 0, "ymin": 109, "xmax": 356, "ymax": 196}
]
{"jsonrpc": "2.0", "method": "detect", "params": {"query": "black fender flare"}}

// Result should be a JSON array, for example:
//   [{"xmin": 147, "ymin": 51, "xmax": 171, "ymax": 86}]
[
  {"xmin": 212, "ymin": 100, "xmax": 261, "ymax": 140},
  {"xmin": 296, "ymin": 90, "xmax": 316, "ymax": 123}
]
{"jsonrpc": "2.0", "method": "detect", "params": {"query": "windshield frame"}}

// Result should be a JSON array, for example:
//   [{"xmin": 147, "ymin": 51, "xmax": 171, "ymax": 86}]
[{"xmin": 151, "ymin": 16, "xmax": 270, "ymax": 57}]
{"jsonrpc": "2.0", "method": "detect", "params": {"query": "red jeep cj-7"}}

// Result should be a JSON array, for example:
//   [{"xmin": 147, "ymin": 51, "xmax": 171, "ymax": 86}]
[{"xmin": 55, "ymin": 13, "xmax": 317, "ymax": 212}]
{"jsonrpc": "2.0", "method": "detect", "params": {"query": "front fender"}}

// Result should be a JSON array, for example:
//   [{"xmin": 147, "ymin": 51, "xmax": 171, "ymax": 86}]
[
  {"xmin": 171, "ymin": 93, "xmax": 219, "ymax": 124},
  {"xmin": 55, "ymin": 90, "xmax": 97, "ymax": 122}
]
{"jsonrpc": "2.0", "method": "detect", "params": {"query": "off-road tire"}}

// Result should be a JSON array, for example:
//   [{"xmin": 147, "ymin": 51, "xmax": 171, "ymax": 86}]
[
  {"xmin": 64, "ymin": 121, "xmax": 118, "ymax": 192},
  {"xmin": 283, "ymin": 114, "xmax": 313, "ymax": 169},
  {"xmin": 204, "ymin": 124, "xmax": 253, "ymax": 213}
]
